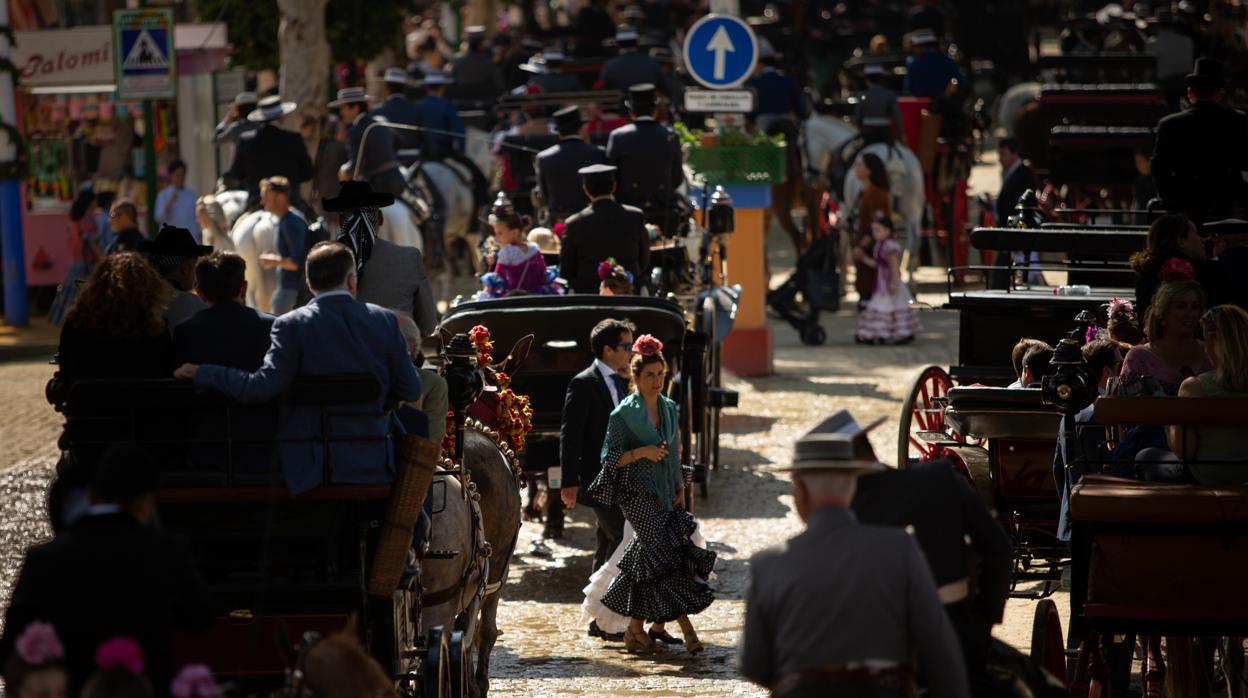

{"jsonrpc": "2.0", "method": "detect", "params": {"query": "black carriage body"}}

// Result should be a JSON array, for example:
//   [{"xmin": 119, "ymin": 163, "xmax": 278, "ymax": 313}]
[
  {"xmin": 56, "ymin": 376, "xmax": 420, "ymax": 689},
  {"xmin": 439, "ymin": 295, "xmax": 697, "ymax": 473}
]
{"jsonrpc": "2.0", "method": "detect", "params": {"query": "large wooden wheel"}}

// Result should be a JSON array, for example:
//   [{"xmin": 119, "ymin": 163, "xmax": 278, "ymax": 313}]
[
  {"xmin": 897, "ymin": 366, "xmax": 956, "ymax": 467},
  {"xmin": 1030, "ymin": 599, "xmax": 1067, "ymax": 686}
]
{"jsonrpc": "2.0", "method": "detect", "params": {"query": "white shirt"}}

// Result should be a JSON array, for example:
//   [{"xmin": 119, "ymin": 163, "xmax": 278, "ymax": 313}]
[{"xmin": 594, "ymin": 358, "xmax": 624, "ymax": 406}]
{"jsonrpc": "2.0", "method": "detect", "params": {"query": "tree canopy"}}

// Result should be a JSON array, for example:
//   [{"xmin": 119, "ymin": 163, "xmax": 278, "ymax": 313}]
[{"xmin": 193, "ymin": 0, "xmax": 416, "ymax": 70}]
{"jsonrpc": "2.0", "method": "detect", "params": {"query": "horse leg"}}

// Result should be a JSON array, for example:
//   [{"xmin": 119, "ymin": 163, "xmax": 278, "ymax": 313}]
[
  {"xmin": 770, "ymin": 182, "xmax": 805, "ymax": 255},
  {"xmin": 475, "ymin": 590, "xmax": 502, "ymax": 697}
]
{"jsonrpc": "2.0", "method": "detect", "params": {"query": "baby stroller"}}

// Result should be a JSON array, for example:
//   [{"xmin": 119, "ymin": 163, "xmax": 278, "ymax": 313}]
[{"xmin": 766, "ymin": 233, "xmax": 841, "ymax": 346}]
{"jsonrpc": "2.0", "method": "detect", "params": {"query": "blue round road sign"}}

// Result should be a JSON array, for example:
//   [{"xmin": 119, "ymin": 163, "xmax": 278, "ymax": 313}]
[{"xmin": 682, "ymin": 14, "xmax": 759, "ymax": 90}]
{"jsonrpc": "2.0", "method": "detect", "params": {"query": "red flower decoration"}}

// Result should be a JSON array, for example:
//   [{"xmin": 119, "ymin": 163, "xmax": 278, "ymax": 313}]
[
  {"xmin": 96, "ymin": 637, "xmax": 144, "ymax": 674},
  {"xmin": 597, "ymin": 258, "xmax": 616, "ymax": 280},
  {"xmin": 552, "ymin": 223, "xmax": 566, "ymax": 239},
  {"xmin": 1159, "ymin": 257, "xmax": 1195, "ymax": 282},
  {"xmin": 468, "ymin": 325, "xmax": 494, "ymax": 366},
  {"xmin": 634, "ymin": 334, "xmax": 664, "ymax": 357}
]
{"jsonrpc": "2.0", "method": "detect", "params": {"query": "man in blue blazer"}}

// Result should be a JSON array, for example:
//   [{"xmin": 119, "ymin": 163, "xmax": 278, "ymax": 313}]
[{"xmin": 174, "ymin": 241, "xmax": 423, "ymax": 494}]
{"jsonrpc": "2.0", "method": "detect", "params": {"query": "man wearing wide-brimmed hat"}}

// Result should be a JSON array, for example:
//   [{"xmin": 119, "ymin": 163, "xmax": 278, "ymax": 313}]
[
  {"xmin": 1152, "ymin": 57, "xmax": 1248, "ymax": 223},
  {"xmin": 521, "ymin": 49, "xmax": 580, "ymax": 94},
  {"xmin": 739, "ymin": 411, "xmax": 968, "ymax": 698},
  {"xmin": 416, "ymin": 72, "xmax": 489, "ymax": 229},
  {"xmin": 223, "ymin": 95, "xmax": 314, "ymax": 213},
  {"xmin": 213, "ymin": 91, "xmax": 260, "ymax": 145},
  {"xmin": 141, "ymin": 224, "xmax": 213, "ymax": 331},
  {"xmin": 854, "ymin": 64, "xmax": 905, "ymax": 135},
  {"xmin": 371, "ymin": 68, "xmax": 423, "ymax": 152},
  {"xmin": 331, "ymin": 87, "xmax": 405, "ymax": 199},
  {"xmin": 599, "ymin": 26, "xmax": 662, "ymax": 94},
  {"xmin": 903, "ymin": 28, "xmax": 963, "ymax": 98},
  {"xmin": 450, "ymin": 26, "xmax": 505, "ymax": 109}
]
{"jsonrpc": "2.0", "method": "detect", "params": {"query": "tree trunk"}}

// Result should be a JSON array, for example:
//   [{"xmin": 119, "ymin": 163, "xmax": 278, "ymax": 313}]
[{"xmin": 277, "ymin": 0, "xmax": 329, "ymax": 160}]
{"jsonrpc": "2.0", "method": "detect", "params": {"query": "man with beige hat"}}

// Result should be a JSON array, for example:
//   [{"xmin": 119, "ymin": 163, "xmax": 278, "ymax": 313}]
[{"xmin": 739, "ymin": 411, "xmax": 968, "ymax": 698}]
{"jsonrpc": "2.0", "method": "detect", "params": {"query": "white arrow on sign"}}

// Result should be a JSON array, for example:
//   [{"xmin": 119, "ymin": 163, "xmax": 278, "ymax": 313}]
[{"xmin": 707, "ymin": 25, "xmax": 735, "ymax": 81}]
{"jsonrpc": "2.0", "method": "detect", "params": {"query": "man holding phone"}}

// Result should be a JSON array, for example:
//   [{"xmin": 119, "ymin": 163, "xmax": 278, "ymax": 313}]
[{"xmin": 559, "ymin": 318, "xmax": 635, "ymax": 639}]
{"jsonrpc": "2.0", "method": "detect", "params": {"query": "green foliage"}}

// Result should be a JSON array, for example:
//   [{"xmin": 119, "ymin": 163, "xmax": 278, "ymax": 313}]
[
  {"xmin": 674, "ymin": 121, "xmax": 785, "ymax": 148},
  {"xmin": 192, "ymin": 0, "xmax": 415, "ymax": 69}
]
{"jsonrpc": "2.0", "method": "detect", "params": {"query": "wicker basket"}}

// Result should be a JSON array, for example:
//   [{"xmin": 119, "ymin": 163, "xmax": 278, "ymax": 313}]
[
  {"xmin": 368, "ymin": 434, "xmax": 441, "ymax": 598},
  {"xmin": 686, "ymin": 144, "xmax": 787, "ymax": 185}
]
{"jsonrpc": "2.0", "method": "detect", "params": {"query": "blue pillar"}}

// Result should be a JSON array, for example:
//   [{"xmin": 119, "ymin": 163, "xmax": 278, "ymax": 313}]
[
  {"xmin": 0, "ymin": 180, "xmax": 25, "ymax": 326},
  {"xmin": 0, "ymin": 0, "xmax": 28, "ymax": 327}
]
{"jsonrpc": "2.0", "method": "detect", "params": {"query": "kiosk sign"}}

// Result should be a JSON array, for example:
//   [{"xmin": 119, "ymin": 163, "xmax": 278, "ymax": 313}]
[
  {"xmin": 113, "ymin": 9, "xmax": 176, "ymax": 99},
  {"xmin": 682, "ymin": 14, "xmax": 758, "ymax": 90}
]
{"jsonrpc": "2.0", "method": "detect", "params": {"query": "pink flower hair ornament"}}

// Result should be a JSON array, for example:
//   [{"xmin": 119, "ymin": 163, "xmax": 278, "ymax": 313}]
[
  {"xmin": 95, "ymin": 636, "xmax": 145, "ymax": 675},
  {"xmin": 171, "ymin": 664, "xmax": 217, "ymax": 698},
  {"xmin": 597, "ymin": 258, "xmax": 617, "ymax": 280},
  {"xmin": 15, "ymin": 621, "xmax": 63, "ymax": 666},
  {"xmin": 1159, "ymin": 257, "xmax": 1195, "ymax": 282},
  {"xmin": 1108, "ymin": 297, "xmax": 1134, "ymax": 317},
  {"xmin": 634, "ymin": 334, "xmax": 664, "ymax": 357}
]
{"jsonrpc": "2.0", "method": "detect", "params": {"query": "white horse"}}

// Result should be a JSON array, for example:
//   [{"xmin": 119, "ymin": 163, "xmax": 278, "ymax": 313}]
[
  {"xmin": 803, "ymin": 112, "xmax": 861, "ymax": 179},
  {"xmin": 843, "ymin": 142, "xmax": 927, "ymax": 281},
  {"xmin": 995, "ymin": 82, "xmax": 1042, "ymax": 137}
]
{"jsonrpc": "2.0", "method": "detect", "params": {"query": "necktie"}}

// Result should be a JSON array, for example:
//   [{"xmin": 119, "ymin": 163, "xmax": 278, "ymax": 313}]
[{"xmin": 611, "ymin": 374, "xmax": 630, "ymax": 404}]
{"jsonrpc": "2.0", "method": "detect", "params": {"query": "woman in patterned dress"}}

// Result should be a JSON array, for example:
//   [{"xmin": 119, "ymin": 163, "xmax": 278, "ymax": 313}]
[{"xmin": 587, "ymin": 335, "xmax": 716, "ymax": 654}]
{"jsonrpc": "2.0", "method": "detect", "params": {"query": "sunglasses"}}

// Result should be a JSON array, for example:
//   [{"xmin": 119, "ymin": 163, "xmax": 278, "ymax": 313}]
[{"xmin": 611, "ymin": 342, "xmax": 634, "ymax": 352}]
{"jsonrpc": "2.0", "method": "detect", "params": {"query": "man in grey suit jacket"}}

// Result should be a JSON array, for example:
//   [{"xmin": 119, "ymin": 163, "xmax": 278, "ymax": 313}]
[
  {"xmin": 740, "ymin": 412, "xmax": 968, "ymax": 698},
  {"xmin": 174, "ymin": 241, "xmax": 423, "ymax": 495}
]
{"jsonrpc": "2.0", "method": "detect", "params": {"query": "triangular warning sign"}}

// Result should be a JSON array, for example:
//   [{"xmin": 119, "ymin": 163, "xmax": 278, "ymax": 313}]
[{"xmin": 122, "ymin": 30, "xmax": 168, "ymax": 70}]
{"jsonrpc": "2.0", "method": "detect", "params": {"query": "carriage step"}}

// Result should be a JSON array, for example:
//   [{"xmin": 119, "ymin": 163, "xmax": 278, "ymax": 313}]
[
  {"xmin": 916, "ymin": 430, "xmax": 960, "ymax": 446},
  {"xmin": 709, "ymin": 387, "xmax": 739, "ymax": 409},
  {"xmin": 426, "ymin": 549, "xmax": 459, "ymax": 559}
]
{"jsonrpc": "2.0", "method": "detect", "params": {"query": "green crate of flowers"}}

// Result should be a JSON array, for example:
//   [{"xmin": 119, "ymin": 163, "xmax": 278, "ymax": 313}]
[{"xmin": 686, "ymin": 143, "xmax": 787, "ymax": 185}]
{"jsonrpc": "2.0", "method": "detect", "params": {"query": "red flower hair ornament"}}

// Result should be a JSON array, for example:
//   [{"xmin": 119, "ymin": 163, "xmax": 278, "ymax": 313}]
[
  {"xmin": 1159, "ymin": 257, "xmax": 1195, "ymax": 282},
  {"xmin": 95, "ymin": 636, "xmax": 144, "ymax": 674},
  {"xmin": 634, "ymin": 334, "xmax": 663, "ymax": 357}
]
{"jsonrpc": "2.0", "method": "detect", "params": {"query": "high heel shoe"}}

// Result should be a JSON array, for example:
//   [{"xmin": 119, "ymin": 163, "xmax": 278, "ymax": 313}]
[{"xmin": 623, "ymin": 627, "xmax": 657, "ymax": 654}]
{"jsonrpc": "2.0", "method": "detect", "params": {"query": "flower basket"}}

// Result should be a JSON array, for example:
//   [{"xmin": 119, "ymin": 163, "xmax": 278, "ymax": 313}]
[{"xmin": 686, "ymin": 143, "xmax": 787, "ymax": 185}]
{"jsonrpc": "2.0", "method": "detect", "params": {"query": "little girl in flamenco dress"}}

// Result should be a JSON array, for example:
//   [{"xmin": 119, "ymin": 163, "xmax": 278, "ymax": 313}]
[{"xmin": 855, "ymin": 216, "xmax": 921, "ymax": 344}]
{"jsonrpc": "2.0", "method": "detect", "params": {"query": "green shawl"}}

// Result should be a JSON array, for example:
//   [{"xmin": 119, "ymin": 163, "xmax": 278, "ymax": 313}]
[{"xmin": 601, "ymin": 392, "xmax": 683, "ymax": 510}]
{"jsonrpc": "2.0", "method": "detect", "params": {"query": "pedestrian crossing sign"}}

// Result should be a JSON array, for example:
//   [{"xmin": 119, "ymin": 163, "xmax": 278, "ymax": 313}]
[{"xmin": 113, "ymin": 8, "xmax": 176, "ymax": 99}]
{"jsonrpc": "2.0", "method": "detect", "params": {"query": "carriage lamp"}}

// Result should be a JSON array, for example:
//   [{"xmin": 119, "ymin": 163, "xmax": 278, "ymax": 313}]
[
  {"xmin": 1008, "ymin": 189, "xmax": 1045, "ymax": 229},
  {"xmin": 442, "ymin": 333, "xmax": 485, "ymax": 490},
  {"xmin": 1042, "ymin": 337, "xmax": 1095, "ymax": 416},
  {"xmin": 708, "ymin": 186, "xmax": 735, "ymax": 237}
]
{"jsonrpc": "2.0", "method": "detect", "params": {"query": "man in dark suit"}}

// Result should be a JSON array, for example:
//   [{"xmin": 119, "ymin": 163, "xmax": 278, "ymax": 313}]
[
  {"xmin": 606, "ymin": 84, "xmax": 684, "ymax": 219},
  {"xmin": 371, "ymin": 68, "xmax": 423, "ymax": 152},
  {"xmin": 988, "ymin": 137, "xmax": 1038, "ymax": 290},
  {"xmin": 853, "ymin": 460, "xmax": 1013, "ymax": 688},
  {"xmin": 449, "ymin": 26, "xmax": 505, "ymax": 111},
  {"xmin": 559, "ymin": 318, "xmax": 635, "ymax": 639},
  {"xmin": 1152, "ymin": 57, "xmax": 1248, "ymax": 224},
  {"xmin": 2, "ymin": 445, "xmax": 213, "ymax": 695},
  {"xmin": 332, "ymin": 87, "xmax": 406, "ymax": 199},
  {"xmin": 174, "ymin": 252, "xmax": 274, "ymax": 370},
  {"xmin": 559, "ymin": 164, "xmax": 650, "ymax": 294},
  {"xmin": 175, "ymin": 241, "xmax": 423, "ymax": 495},
  {"xmin": 224, "ymin": 96, "xmax": 315, "ymax": 212},
  {"xmin": 535, "ymin": 105, "xmax": 607, "ymax": 223},
  {"xmin": 599, "ymin": 28, "xmax": 664, "ymax": 94}
]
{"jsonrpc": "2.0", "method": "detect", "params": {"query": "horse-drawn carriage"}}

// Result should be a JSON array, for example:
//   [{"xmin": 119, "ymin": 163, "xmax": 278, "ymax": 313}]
[
  {"xmin": 51, "ymin": 342, "xmax": 520, "ymax": 697},
  {"xmin": 898, "ymin": 225, "xmax": 1145, "ymax": 595},
  {"xmin": 439, "ymin": 294, "xmax": 736, "ymax": 500}
]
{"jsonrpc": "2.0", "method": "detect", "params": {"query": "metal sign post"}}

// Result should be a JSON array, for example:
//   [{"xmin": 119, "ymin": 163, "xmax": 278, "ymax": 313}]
[{"xmin": 114, "ymin": 8, "xmax": 175, "ymax": 235}]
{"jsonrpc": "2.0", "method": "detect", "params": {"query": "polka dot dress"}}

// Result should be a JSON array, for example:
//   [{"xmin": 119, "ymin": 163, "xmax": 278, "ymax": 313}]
[{"xmin": 593, "ymin": 415, "xmax": 716, "ymax": 624}]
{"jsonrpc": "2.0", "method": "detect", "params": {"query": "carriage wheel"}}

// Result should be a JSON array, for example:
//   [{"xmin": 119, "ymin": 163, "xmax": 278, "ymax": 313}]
[
  {"xmin": 423, "ymin": 626, "xmax": 452, "ymax": 698},
  {"xmin": 696, "ymin": 297, "xmax": 718, "ymax": 499},
  {"xmin": 1029, "ymin": 599, "xmax": 1067, "ymax": 686},
  {"xmin": 897, "ymin": 366, "xmax": 954, "ymax": 467},
  {"xmin": 448, "ymin": 629, "xmax": 469, "ymax": 698}
]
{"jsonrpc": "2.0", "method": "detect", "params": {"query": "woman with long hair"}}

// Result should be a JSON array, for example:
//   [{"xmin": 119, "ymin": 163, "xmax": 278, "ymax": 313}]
[
  {"xmin": 1130, "ymin": 213, "xmax": 1229, "ymax": 321},
  {"xmin": 851, "ymin": 153, "xmax": 892, "ymax": 306},
  {"xmin": 57, "ymin": 253, "xmax": 174, "ymax": 388},
  {"xmin": 586, "ymin": 335, "xmax": 715, "ymax": 654},
  {"xmin": 1168, "ymin": 304, "xmax": 1248, "ymax": 485}
]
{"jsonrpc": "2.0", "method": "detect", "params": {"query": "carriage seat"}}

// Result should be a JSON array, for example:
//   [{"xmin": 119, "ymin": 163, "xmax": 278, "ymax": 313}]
[
  {"xmin": 1070, "ymin": 474, "xmax": 1248, "ymax": 525},
  {"xmin": 1038, "ymin": 84, "xmax": 1162, "ymax": 98},
  {"xmin": 944, "ymin": 387, "xmax": 1061, "ymax": 440}
]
